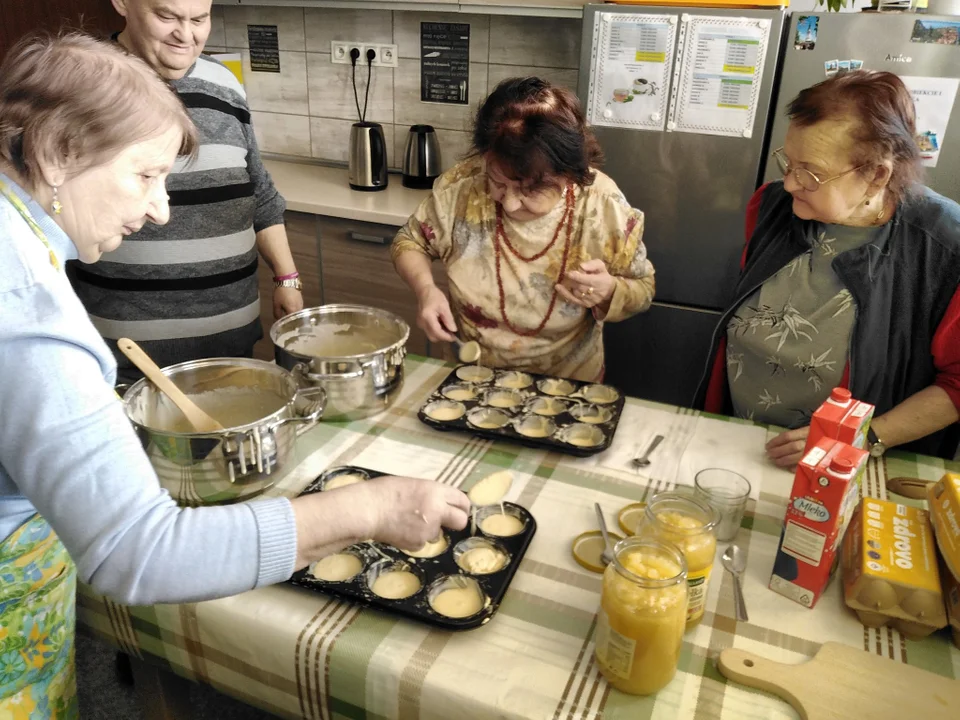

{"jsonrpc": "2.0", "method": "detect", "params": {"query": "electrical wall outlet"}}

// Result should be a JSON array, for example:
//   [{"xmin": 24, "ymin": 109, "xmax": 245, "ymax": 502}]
[{"xmin": 330, "ymin": 41, "xmax": 398, "ymax": 68}]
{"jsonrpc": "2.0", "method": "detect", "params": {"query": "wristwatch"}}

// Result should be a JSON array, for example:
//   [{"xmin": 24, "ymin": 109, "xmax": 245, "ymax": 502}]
[
  {"xmin": 274, "ymin": 276, "xmax": 303, "ymax": 291},
  {"xmin": 867, "ymin": 426, "xmax": 887, "ymax": 458}
]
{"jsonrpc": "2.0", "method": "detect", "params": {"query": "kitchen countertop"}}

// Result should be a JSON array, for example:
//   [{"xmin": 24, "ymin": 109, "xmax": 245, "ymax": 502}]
[{"xmin": 263, "ymin": 158, "xmax": 430, "ymax": 227}]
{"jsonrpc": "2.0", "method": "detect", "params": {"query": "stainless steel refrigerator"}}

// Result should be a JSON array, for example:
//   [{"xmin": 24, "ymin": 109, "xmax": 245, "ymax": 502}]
[
  {"xmin": 578, "ymin": 4, "xmax": 786, "ymax": 406},
  {"xmin": 764, "ymin": 11, "xmax": 960, "ymax": 204}
]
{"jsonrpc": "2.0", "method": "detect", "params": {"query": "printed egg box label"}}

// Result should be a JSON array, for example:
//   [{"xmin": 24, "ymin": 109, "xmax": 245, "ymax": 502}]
[
  {"xmin": 769, "ymin": 438, "xmax": 867, "ymax": 609},
  {"xmin": 928, "ymin": 472, "xmax": 960, "ymax": 582},
  {"xmin": 842, "ymin": 497, "xmax": 946, "ymax": 636}
]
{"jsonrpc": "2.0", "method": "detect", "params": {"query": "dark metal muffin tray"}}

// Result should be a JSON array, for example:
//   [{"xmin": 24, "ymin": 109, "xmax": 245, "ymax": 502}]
[
  {"xmin": 416, "ymin": 365, "xmax": 625, "ymax": 457},
  {"xmin": 289, "ymin": 465, "xmax": 537, "ymax": 631}
]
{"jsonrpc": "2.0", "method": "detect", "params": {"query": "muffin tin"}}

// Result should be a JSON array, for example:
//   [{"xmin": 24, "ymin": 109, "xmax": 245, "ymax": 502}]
[
  {"xmin": 418, "ymin": 365, "xmax": 625, "ymax": 456},
  {"xmin": 289, "ymin": 465, "xmax": 537, "ymax": 631}
]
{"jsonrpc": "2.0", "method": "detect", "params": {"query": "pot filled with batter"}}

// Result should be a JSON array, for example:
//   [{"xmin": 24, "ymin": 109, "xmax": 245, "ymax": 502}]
[
  {"xmin": 271, "ymin": 305, "xmax": 409, "ymax": 422},
  {"xmin": 122, "ymin": 358, "xmax": 325, "ymax": 507}
]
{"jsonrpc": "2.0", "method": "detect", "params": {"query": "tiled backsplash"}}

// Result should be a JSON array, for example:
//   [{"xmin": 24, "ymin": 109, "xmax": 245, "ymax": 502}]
[{"xmin": 206, "ymin": 6, "xmax": 581, "ymax": 172}]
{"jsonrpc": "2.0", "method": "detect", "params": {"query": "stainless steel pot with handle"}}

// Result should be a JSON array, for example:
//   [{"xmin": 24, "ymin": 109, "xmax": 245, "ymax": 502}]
[
  {"xmin": 270, "ymin": 305, "xmax": 409, "ymax": 421},
  {"xmin": 121, "ymin": 358, "xmax": 325, "ymax": 507}
]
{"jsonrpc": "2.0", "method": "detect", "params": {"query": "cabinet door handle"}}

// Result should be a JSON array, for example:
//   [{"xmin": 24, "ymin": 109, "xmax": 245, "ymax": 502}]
[{"xmin": 348, "ymin": 231, "xmax": 391, "ymax": 245}]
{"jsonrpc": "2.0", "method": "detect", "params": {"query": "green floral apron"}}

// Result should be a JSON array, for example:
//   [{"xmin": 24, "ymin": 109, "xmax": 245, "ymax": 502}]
[{"xmin": 0, "ymin": 180, "xmax": 79, "ymax": 719}]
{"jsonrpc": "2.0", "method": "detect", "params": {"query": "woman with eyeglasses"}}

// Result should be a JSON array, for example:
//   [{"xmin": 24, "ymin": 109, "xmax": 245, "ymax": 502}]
[
  {"xmin": 696, "ymin": 70, "xmax": 960, "ymax": 466},
  {"xmin": 391, "ymin": 77, "xmax": 655, "ymax": 381}
]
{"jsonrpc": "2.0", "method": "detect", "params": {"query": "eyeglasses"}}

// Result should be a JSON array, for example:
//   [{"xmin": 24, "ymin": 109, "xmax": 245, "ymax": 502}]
[{"xmin": 772, "ymin": 147, "xmax": 866, "ymax": 192}]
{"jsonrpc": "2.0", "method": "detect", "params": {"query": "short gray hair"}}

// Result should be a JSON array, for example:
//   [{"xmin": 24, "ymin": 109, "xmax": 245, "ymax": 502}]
[{"xmin": 0, "ymin": 32, "xmax": 197, "ymax": 187}]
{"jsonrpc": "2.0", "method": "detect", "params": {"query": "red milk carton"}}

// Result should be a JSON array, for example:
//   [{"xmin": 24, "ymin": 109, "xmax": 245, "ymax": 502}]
[
  {"xmin": 804, "ymin": 388, "xmax": 875, "ymax": 454},
  {"xmin": 769, "ymin": 438, "xmax": 868, "ymax": 608}
]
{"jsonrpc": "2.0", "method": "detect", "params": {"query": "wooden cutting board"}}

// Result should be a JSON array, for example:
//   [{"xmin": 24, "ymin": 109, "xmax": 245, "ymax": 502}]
[{"xmin": 718, "ymin": 641, "xmax": 960, "ymax": 720}]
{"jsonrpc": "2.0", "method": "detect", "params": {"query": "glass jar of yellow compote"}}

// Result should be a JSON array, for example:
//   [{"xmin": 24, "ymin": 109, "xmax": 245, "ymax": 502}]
[
  {"xmin": 637, "ymin": 492, "xmax": 719, "ymax": 630},
  {"xmin": 595, "ymin": 537, "xmax": 688, "ymax": 695}
]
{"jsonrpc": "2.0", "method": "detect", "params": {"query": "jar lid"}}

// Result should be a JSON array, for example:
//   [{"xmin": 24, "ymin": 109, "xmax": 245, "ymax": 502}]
[
  {"xmin": 617, "ymin": 502, "xmax": 647, "ymax": 536},
  {"xmin": 571, "ymin": 530, "xmax": 622, "ymax": 573}
]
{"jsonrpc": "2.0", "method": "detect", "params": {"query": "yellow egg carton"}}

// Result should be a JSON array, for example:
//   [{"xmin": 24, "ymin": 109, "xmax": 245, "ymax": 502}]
[
  {"xmin": 928, "ymin": 472, "xmax": 960, "ymax": 583},
  {"xmin": 944, "ymin": 566, "xmax": 960, "ymax": 651},
  {"xmin": 841, "ymin": 497, "xmax": 947, "ymax": 638}
]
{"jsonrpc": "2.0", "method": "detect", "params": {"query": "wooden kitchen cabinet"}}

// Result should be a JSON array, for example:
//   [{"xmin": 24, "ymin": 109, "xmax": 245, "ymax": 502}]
[
  {"xmin": 0, "ymin": 0, "xmax": 122, "ymax": 61},
  {"xmin": 253, "ymin": 210, "xmax": 322, "ymax": 361},
  {"xmin": 316, "ymin": 216, "xmax": 450, "ymax": 359}
]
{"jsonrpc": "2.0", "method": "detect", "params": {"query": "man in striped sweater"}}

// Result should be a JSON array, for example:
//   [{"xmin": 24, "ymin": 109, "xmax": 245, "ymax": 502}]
[{"xmin": 69, "ymin": 0, "xmax": 303, "ymax": 383}]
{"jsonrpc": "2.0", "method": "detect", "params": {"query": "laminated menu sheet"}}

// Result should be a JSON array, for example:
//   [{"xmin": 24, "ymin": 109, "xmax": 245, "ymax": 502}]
[
  {"xmin": 667, "ymin": 15, "xmax": 770, "ymax": 138},
  {"xmin": 585, "ymin": 13, "xmax": 678, "ymax": 131}
]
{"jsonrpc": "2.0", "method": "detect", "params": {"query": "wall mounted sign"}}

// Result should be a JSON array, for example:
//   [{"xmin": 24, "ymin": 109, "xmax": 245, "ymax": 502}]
[
  {"xmin": 421, "ymin": 22, "xmax": 470, "ymax": 105},
  {"xmin": 248, "ymin": 25, "xmax": 280, "ymax": 73}
]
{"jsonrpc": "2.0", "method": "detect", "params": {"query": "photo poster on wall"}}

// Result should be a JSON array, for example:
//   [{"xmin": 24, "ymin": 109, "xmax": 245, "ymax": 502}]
[
  {"xmin": 667, "ymin": 15, "xmax": 770, "ymax": 139},
  {"xmin": 900, "ymin": 75, "xmax": 959, "ymax": 168},
  {"xmin": 586, "ymin": 13, "xmax": 678, "ymax": 131}
]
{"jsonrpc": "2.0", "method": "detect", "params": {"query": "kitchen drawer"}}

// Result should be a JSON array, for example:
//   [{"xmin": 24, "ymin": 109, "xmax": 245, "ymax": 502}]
[
  {"xmin": 254, "ymin": 211, "xmax": 322, "ymax": 361},
  {"xmin": 317, "ymin": 216, "xmax": 449, "ymax": 358}
]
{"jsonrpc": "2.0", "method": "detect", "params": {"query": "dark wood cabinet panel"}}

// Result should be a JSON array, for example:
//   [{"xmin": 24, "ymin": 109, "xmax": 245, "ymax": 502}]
[
  {"xmin": 0, "ymin": 0, "xmax": 122, "ymax": 61},
  {"xmin": 317, "ymin": 217, "xmax": 450, "ymax": 359},
  {"xmin": 253, "ymin": 211, "xmax": 322, "ymax": 361}
]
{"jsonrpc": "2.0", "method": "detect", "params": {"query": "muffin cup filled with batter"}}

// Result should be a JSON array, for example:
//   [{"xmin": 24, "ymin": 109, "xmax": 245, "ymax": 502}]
[
  {"xmin": 455, "ymin": 365, "xmax": 494, "ymax": 384},
  {"xmin": 569, "ymin": 403, "xmax": 614, "ymax": 424},
  {"xmin": 310, "ymin": 550, "xmax": 366, "ymax": 582},
  {"xmin": 537, "ymin": 378, "xmax": 576, "ymax": 397},
  {"xmin": 320, "ymin": 467, "xmax": 370, "ymax": 491},
  {"xmin": 466, "ymin": 407, "xmax": 513, "ymax": 430},
  {"xmin": 367, "ymin": 560, "xmax": 425, "ymax": 600},
  {"xmin": 483, "ymin": 389, "xmax": 525, "ymax": 410},
  {"xmin": 441, "ymin": 384, "xmax": 479, "ymax": 402},
  {"xmin": 427, "ymin": 576, "xmax": 489, "ymax": 619},
  {"xmin": 403, "ymin": 534, "xmax": 449, "ymax": 559},
  {"xmin": 557, "ymin": 423, "xmax": 605, "ymax": 448},
  {"xmin": 422, "ymin": 399, "xmax": 467, "ymax": 423},
  {"xmin": 515, "ymin": 415, "xmax": 557, "ymax": 440},
  {"xmin": 494, "ymin": 371, "xmax": 534, "ymax": 390},
  {"xmin": 476, "ymin": 504, "xmax": 528, "ymax": 538},
  {"xmin": 580, "ymin": 384, "xmax": 620, "ymax": 405},
  {"xmin": 453, "ymin": 537, "xmax": 510, "ymax": 575},
  {"xmin": 526, "ymin": 397, "xmax": 570, "ymax": 417}
]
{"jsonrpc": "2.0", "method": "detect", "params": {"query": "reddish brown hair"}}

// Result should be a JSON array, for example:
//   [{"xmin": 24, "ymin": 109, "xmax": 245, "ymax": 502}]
[
  {"xmin": 0, "ymin": 32, "xmax": 197, "ymax": 188},
  {"xmin": 787, "ymin": 70, "xmax": 921, "ymax": 203},
  {"xmin": 472, "ymin": 77, "xmax": 603, "ymax": 188}
]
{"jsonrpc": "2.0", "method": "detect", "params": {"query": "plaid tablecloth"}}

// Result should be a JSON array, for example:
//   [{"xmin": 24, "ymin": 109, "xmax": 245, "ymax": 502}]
[{"xmin": 78, "ymin": 356, "xmax": 960, "ymax": 720}]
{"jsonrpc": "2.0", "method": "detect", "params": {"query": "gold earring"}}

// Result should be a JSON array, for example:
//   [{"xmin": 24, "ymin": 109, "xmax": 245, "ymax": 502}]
[{"xmin": 51, "ymin": 185, "xmax": 62, "ymax": 215}]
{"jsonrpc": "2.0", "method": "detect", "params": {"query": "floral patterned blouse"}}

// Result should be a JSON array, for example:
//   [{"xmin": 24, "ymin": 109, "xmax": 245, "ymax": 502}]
[{"xmin": 392, "ymin": 156, "xmax": 655, "ymax": 381}]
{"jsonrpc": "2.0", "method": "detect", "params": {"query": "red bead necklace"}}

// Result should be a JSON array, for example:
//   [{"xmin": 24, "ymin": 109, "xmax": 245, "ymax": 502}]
[{"xmin": 494, "ymin": 185, "xmax": 575, "ymax": 337}]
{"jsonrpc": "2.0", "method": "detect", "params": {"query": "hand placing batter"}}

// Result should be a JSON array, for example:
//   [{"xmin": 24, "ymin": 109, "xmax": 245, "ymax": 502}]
[{"xmin": 556, "ymin": 259, "xmax": 616, "ymax": 312}]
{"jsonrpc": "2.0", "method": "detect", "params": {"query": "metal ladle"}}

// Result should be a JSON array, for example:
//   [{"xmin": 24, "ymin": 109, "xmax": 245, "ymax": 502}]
[
  {"xmin": 632, "ymin": 434, "xmax": 664, "ymax": 468},
  {"xmin": 594, "ymin": 503, "xmax": 614, "ymax": 567}
]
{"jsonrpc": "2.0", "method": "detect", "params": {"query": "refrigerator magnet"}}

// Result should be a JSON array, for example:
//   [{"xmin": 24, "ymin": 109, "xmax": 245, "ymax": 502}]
[
  {"xmin": 824, "ymin": 60, "xmax": 839, "ymax": 78},
  {"xmin": 850, "ymin": 59, "xmax": 864, "ymax": 71},
  {"xmin": 838, "ymin": 60, "xmax": 851, "ymax": 73},
  {"xmin": 794, "ymin": 16, "xmax": 818, "ymax": 51}
]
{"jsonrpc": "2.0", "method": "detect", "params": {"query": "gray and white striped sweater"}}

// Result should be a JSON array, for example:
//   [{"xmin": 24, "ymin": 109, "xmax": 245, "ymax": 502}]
[{"xmin": 68, "ymin": 54, "xmax": 285, "ymax": 384}]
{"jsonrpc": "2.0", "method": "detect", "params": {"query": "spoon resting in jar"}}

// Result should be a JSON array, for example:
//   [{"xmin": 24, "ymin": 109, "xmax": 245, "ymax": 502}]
[{"xmin": 117, "ymin": 338, "xmax": 225, "ymax": 433}]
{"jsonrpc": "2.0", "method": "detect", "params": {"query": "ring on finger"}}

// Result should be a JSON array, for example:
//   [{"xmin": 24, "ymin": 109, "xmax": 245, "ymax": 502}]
[{"xmin": 585, "ymin": 286, "xmax": 594, "ymax": 295}]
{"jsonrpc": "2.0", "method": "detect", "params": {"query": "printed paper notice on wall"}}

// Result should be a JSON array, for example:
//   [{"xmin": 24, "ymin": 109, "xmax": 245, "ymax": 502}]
[
  {"xmin": 585, "ymin": 13, "xmax": 678, "ymax": 131},
  {"xmin": 900, "ymin": 75, "xmax": 959, "ymax": 168},
  {"xmin": 667, "ymin": 15, "xmax": 770, "ymax": 138}
]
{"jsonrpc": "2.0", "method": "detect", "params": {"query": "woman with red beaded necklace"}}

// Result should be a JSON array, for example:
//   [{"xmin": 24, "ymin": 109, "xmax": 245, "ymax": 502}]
[{"xmin": 392, "ymin": 77, "xmax": 656, "ymax": 381}]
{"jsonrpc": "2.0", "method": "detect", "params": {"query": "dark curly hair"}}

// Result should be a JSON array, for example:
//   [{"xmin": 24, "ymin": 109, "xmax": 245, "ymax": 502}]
[{"xmin": 471, "ymin": 77, "xmax": 603, "ymax": 189}]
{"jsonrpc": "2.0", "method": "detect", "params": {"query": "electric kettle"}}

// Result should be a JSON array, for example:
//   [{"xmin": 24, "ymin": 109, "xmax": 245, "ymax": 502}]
[
  {"xmin": 349, "ymin": 122, "xmax": 388, "ymax": 191},
  {"xmin": 402, "ymin": 125, "xmax": 442, "ymax": 189}
]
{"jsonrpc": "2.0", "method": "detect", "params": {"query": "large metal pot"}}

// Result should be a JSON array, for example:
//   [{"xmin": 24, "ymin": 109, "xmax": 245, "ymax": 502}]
[
  {"xmin": 271, "ymin": 305, "xmax": 409, "ymax": 421},
  {"xmin": 122, "ymin": 358, "xmax": 325, "ymax": 507}
]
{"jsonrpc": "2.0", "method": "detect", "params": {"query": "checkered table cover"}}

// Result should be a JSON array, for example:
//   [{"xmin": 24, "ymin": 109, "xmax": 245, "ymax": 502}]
[{"xmin": 78, "ymin": 356, "xmax": 960, "ymax": 720}]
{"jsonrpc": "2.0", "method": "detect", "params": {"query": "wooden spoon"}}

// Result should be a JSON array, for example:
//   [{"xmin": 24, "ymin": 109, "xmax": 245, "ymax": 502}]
[{"xmin": 117, "ymin": 338, "xmax": 225, "ymax": 433}]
